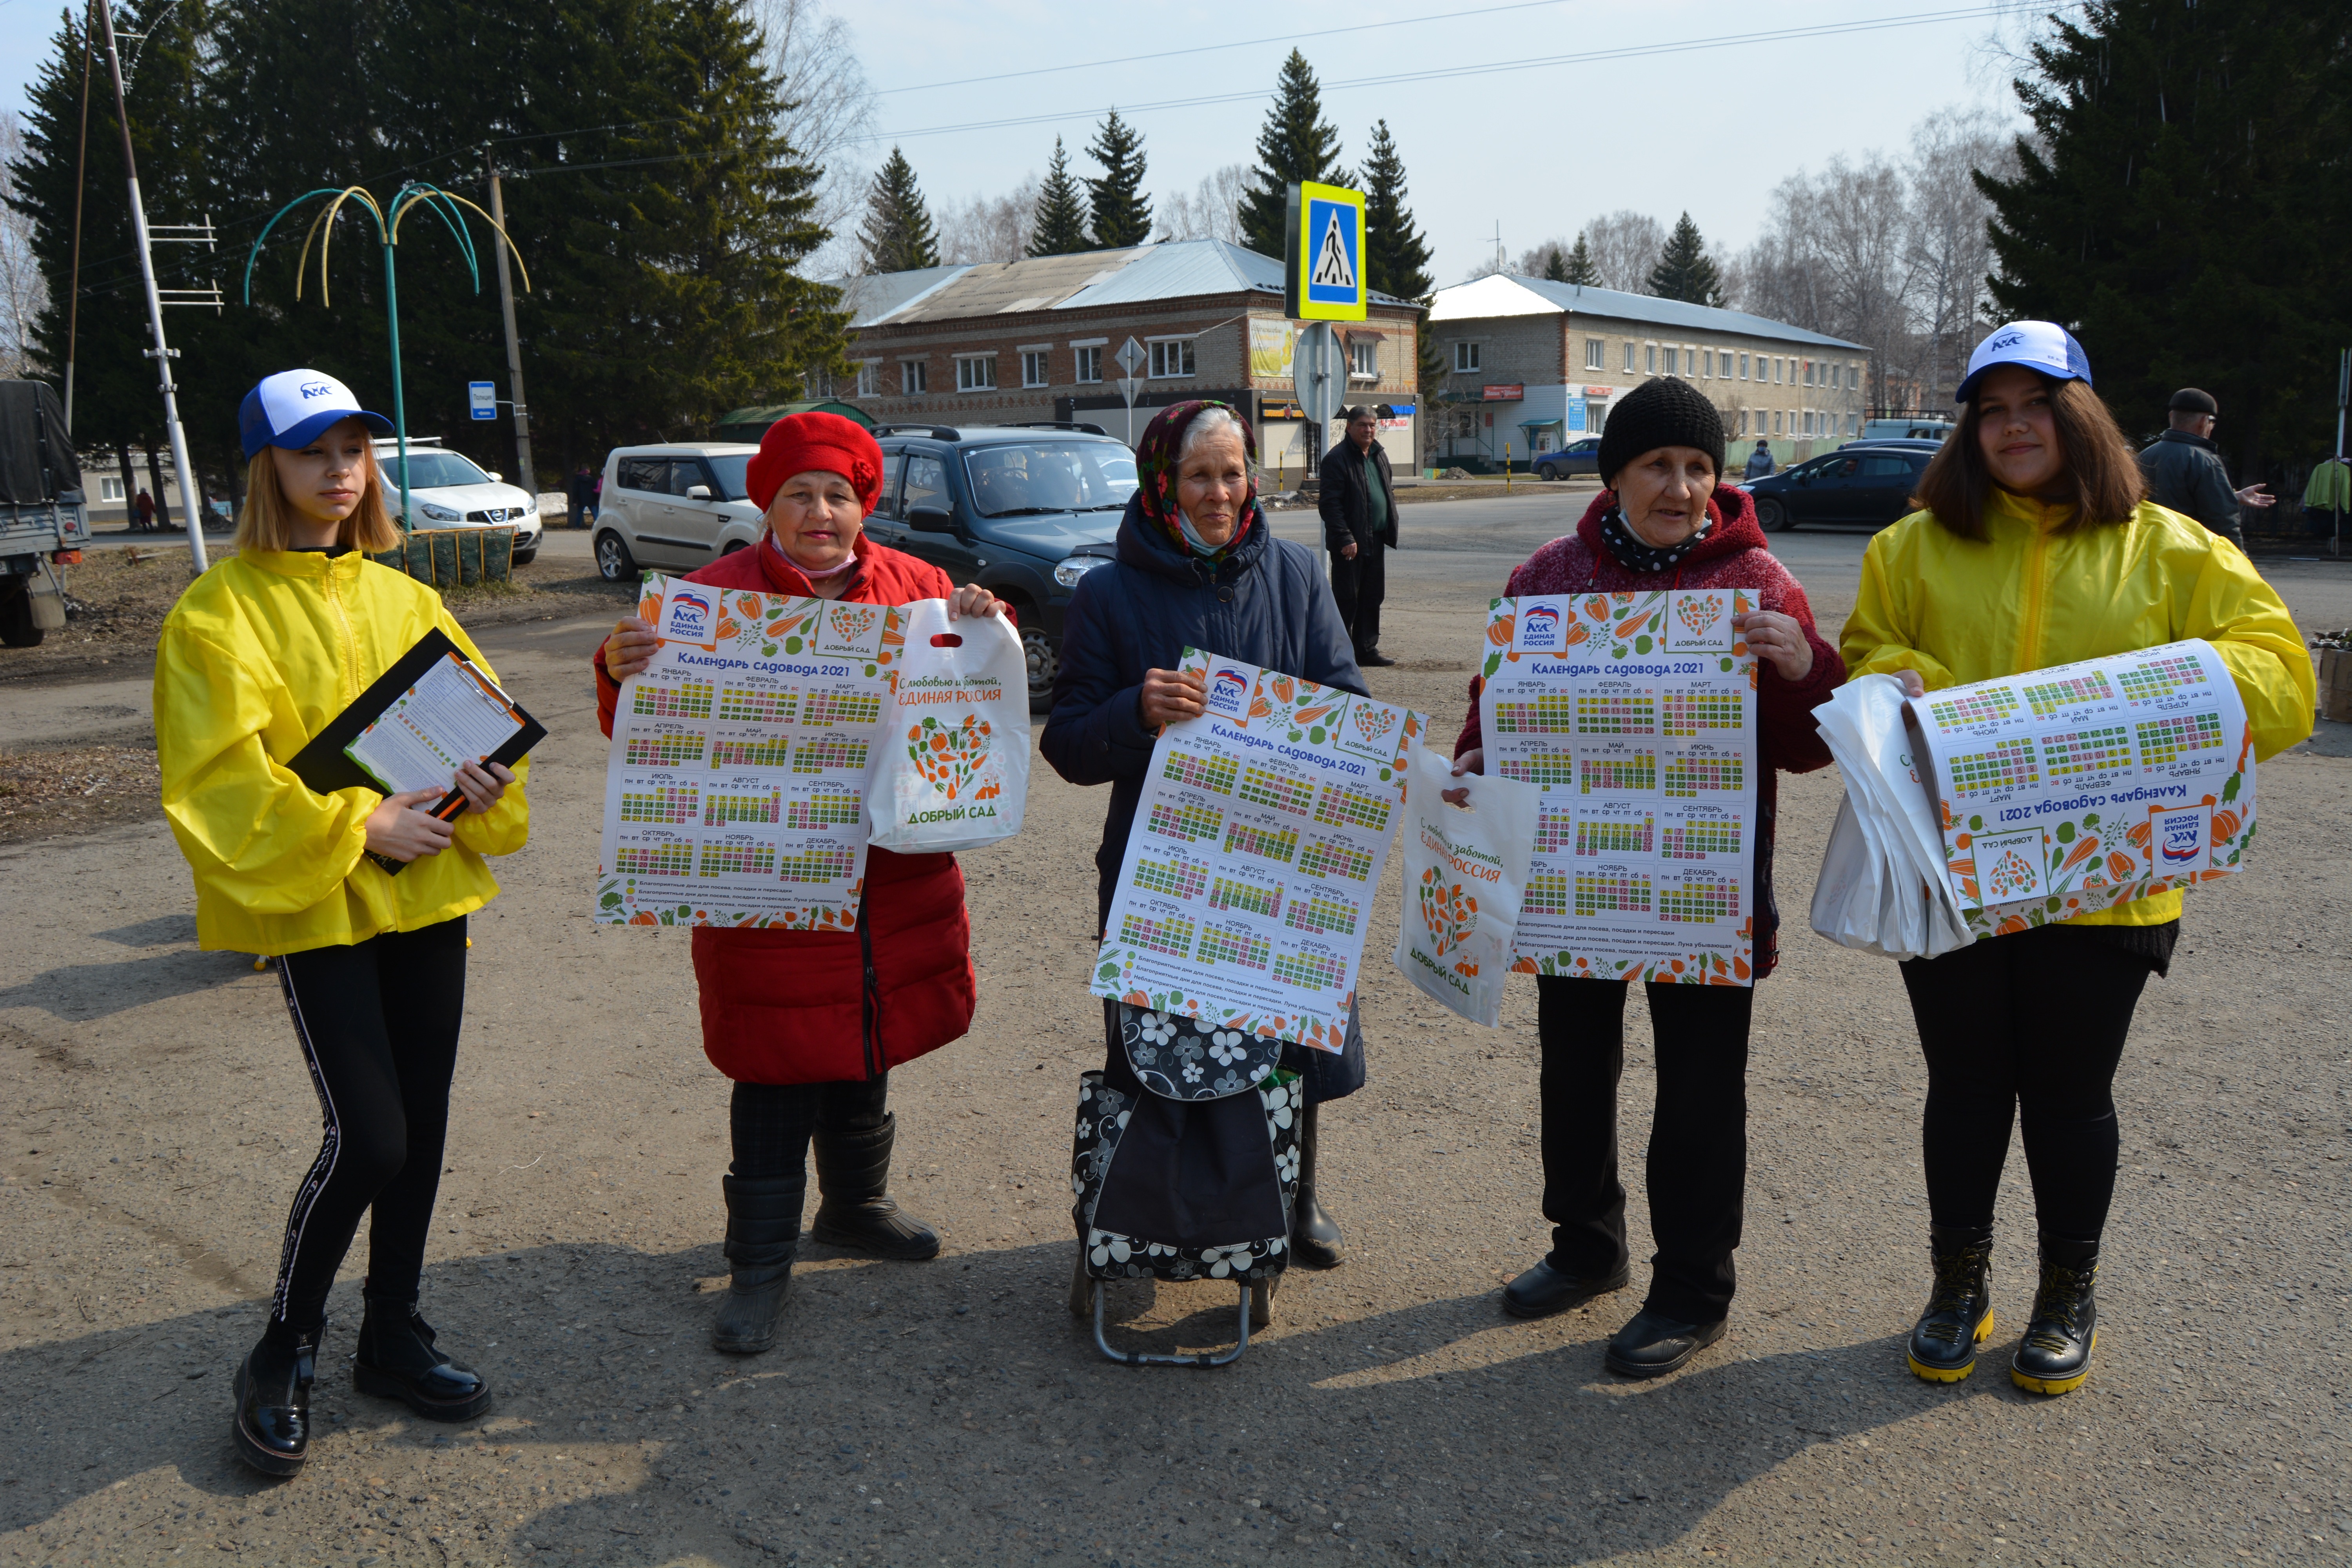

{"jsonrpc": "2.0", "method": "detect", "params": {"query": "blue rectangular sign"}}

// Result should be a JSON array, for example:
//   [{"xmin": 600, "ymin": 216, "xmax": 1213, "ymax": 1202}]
[
  {"xmin": 1304, "ymin": 198, "xmax": 1361, "ymax": 307},
  {"xmin": 468, "ymin": 380, "xmax": 497, "ymax": 420}
]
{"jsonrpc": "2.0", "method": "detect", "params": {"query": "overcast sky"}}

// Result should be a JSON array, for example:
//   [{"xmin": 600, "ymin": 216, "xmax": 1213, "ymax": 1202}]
[{"xmin": 1, "ymin": 0, "xmax": 2029, "ymax": 285}]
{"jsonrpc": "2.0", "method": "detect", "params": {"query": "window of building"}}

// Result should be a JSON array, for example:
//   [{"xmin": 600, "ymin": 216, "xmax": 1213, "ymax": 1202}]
[
  {"xmin": 1623, "ymin": 341, "xmax": 1636, "ymax": 372},
  {"xmin": 1021, "ymin": 350, "xmax": 1050, "ymax": 388},
  {"xmin": 956, "ymin": 354, "xmax": 997, "ymax": 392},
  {"xmin": 1585, "ymin": 338, "xmax": 1605, "ymax": 371},
  {"xmin": 1702, "ymin": 349, "xmax": 1715, "ymax": 378},
  {"xmin": 1682, "ymin": 348, "xmax": 1695, "ymax": 377},
  {"xmin": 1350, "ymin": 338, "xmax": 1378, "ymax": 379},
  {"xmin": 901, "ymin": 359, "xmax": 927, "ymax": 396},
  {"xmin": 1645, "ymin": 344, "xmax": 1657, "ymax": 374},
  {"xmin": 1588, "ymin": 402, "xmax": 1607, "ymax": 432},
  {"xmin": 854, "ymin": 361, "xmax": 880, "ymax": 398},
  {"xmin": 100, "ymin": 476, "xmax": 125, "ymax": 501},
  {"xmin": 1074, "ymin": 345, "xmax": 1103, "ymax": 384},
  {"xmin": 1847, "ymin": 412, "xmax": 1860, "ymax": 437},
  {"xmin": 1772, "ymin": 410, "xmax": 1782, "ymax": 435},
  {"xmin": 1773, "ymin": 357, "xmax": 1784, "ymax": 383},
  {"xmin": 1149, "ymin": 337, "xmax": 1197, "ymax": 379},
  {"xmin": 1738, "ymin": 352, "xmax": 1748, "ymax": 381},
  {"xmin": 1805, "ymin": 360, "xmax": 1817, "ymax": 387},
  {"xmin": 1453, "ymin": 341, "xmax": 1481, "ymax": 373}
]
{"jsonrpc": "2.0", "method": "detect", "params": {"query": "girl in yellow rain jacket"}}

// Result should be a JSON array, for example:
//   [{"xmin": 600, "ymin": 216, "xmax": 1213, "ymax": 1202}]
[
  {"xmin": 153, "ymin": 370, "xmax": 529, "ymax": 1476},
  {"xmin": 1842, "ymin": 324, "xmax": 2311, "ymax": 1399}
]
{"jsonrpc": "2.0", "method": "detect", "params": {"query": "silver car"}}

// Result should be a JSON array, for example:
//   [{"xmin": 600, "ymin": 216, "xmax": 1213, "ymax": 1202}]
[
  {"xmin": 373, "ymin": 439, "xmax": 544, "ymax": 563},
  {"xmin": 592, "ymin": 443, "xmax": 764, "ymax": 581}
]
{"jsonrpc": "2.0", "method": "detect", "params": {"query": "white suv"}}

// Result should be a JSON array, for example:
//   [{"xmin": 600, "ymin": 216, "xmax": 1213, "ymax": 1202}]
[
  {"xmin": 592, "ymin": 443, "xmax": 764, "ymax": 581},
  {"xmin": 373, "ymin": 439, "xmax": 544, "ymax": 564}
]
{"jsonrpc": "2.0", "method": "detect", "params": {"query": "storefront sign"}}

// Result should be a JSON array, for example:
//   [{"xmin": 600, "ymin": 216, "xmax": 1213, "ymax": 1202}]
[{"xmin": 1482, "ymin": 384, "xmax": 1524, "ymax": 401}]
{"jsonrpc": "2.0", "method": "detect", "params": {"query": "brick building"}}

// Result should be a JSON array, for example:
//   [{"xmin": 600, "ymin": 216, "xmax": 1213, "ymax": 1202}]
[
  {"xmin": 1424, "ymin": 274, "xmax": 1871, "ymax": 470},
  {"xmin": 822, "ymin": 240, "xmax": 1421, "ymax": 475}
]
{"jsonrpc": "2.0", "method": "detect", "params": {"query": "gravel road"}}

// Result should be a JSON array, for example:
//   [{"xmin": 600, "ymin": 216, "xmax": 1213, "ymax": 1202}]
[{"xmin": 2, "ymin": 516, "xmax": 2347, "ymax": 1568}]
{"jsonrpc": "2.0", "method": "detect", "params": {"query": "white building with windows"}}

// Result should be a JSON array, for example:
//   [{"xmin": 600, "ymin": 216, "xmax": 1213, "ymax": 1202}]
[{"xmin": 1425, "ymin": 274, "xmax": 1871, "ymax": 470}]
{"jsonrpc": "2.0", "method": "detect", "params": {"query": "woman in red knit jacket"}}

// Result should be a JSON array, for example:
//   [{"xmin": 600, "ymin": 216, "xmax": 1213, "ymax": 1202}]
[
  {"xmin": 594, "ymin": 414, "xmax": 1001, "ymax": 1354},
  {"xmin": 1451, "ymin": 377, "xmax": 1844, "ymax": 1378}
]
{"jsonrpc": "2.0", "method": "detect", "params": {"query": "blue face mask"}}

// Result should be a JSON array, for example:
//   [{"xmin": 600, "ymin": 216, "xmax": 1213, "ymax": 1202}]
[{"xmin": 1173, "ymin": 508, "xmax": 1225, "ymax": 558}]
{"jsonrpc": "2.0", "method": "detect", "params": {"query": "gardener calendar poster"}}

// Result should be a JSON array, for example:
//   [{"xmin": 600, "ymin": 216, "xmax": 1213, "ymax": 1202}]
[
  {"xmin": 593, "ymin": 575, "xmax": 900, "ymax": 929},
  {"xmin": 1089, "ymin": 650, "xmax": 1425, "ymax": 1050},
  {"xmin": 1477, "ymin": 590, "xmax": 1760, "ymax": 985}
]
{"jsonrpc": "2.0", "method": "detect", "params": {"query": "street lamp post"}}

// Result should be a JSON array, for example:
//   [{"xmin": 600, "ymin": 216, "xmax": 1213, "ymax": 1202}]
[{"xmin": 242, "ymin": 183, "xmax": 530, "ymax": 525}]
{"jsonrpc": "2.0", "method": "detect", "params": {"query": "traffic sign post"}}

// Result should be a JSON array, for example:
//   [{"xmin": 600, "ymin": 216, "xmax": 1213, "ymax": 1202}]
[
  {"xmin": 1115, "ymin": 336, "xmax": 1147, "ymax": 447},
  {"xmin": 1291, "ymin": 320, "xmax": 1348, "ymax": 474},
  {"xmin": 468, "ymin": 380, "xmax": 497, "ymax": 420},
  {"xmin": 1282, "ymin": 181, "xmax": 1368, "ymax": 324}
]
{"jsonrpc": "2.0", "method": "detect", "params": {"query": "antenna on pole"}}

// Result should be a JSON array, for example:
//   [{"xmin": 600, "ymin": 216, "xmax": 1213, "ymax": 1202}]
[{"xmin": 93, "ymin": 0, "xmax": 207, "ymax": 573}]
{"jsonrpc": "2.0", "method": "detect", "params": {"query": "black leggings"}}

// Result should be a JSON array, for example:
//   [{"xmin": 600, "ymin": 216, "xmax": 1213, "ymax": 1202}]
[
  {"xmin": 1898, "ymin": 922, "xmax": 2159, "ymax": 1243},
  {"xmin": 1536, "ymin": 975, "xmax": 1753, "ymax": 1325},
  {"xmin": 270, "ymin": 916, "xmax": 468, "ymax": 1333},
  {"xmin": 730, "ymin": 1073, "xmax": 889, "ymax": 1181}
]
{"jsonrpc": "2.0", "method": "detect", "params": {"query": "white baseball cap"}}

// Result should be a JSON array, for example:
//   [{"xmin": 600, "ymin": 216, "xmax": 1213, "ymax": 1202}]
[
  {"xmin": 238, "ymin": 368, "xmax": 392, "ymax": 459},
  {"xmin": 1955, "ymin": 321, "xmax": 2093, "ymax": 404}
]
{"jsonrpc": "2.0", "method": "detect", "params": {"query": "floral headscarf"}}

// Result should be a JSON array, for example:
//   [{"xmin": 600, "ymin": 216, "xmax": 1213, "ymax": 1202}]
[{"xmin": 1133, "ymin": 399, "xmax": 1258, "ymax": 564}]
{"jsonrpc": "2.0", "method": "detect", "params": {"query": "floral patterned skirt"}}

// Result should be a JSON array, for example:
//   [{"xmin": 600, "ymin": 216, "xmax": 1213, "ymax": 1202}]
[{"xmin": 1070, "ymin": 1066, "xmax": 1302, "ymax": 1284}]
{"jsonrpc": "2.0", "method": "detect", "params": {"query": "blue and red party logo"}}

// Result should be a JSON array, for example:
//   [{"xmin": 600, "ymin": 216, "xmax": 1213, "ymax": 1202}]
[
  {"xmin": 1519, "ymin": 603, "xmax": 1563, "ymax": 652},
  {"xmin": 1206, "ymin": 666, "xmax": 1252, "ymax": 719},
  {"xmin": 664, "ymin": 589, "xmax": 714, "ymax": 642}
]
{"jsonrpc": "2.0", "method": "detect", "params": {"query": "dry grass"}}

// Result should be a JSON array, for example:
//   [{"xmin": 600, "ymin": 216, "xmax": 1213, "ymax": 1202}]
[{"xmin": 0, "ymin": 743, "xmax": 162, "ymax": 845}]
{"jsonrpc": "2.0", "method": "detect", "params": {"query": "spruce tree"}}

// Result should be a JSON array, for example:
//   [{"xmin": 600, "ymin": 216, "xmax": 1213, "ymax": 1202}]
[
  {"xmin": 1646, "ymin": 212, "xmax": 1724, "ymax": 305},
  {"xmin": 1541, "ymin": 247, "xmax": 1569, "ymax": 282},
  {"xmin": 1026, "ymin": 136, "xmax": 1090, "ymax": 256},
  {"xmin": 1359, "ymin": 120, "xmax": 1432, "ymax": 300},
  {"xmin": 1239, "ymin": 50, "xmax": 1347, "ymax": 258},
  {"xmin": 1083, "ymin": 110, "xmax": 1152, "ymax": 249},
  {"xmin": 859, "ymin": 147, "xmax": 939, "ymax": 272},
  {"xmin": 1561, "ymin": 232, "xmax": 1601, "ymax": 285}
]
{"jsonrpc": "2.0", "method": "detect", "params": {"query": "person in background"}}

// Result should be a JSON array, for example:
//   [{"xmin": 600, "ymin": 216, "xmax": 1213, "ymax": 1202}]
[
  {"xmin": 595, "ymin": 413, "xmax": 1001, "ymax": 1356},
  {"xmin": 134, "ymin": 488, "xmax": 155, "ymax": 532},
  {"xmin": 1743, "ymin": 439, "xmax": 1775, "ymax": 481},
  {"xmin": 1318, "ymin": 405, "xmax": 1398, "ymax": 667},
  {"xmin": 1046, "ymin": 399, "xmax": 1368, "ymax": 1268},
  {"xmin": 1449, "ymin": 375, "xmax": 1843, "ymax": 1378},
  {"xmin": 156, "ymin": 370, "xmax": 530, "ymax": 1475},
  {"xmin": 567, "ymin": 463, "xmax": 597, "ymax": 530},
  {"xmin": 1846, "ymin": 324, "xmax": 2312, "ymax": 1396},
  {"xmin": 2137, "ymin": 388, "xmax": 2274, "ymax": 548}
]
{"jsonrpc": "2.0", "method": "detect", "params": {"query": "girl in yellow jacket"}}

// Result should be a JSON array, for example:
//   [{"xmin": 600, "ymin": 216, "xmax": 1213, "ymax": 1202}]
[
  {"xmin": 154, "ymin": 370, "xmax": 530, "ymax": 1475},
  {"xmin": 1842, "ymin": 325, "xmax": 2312, "ymax": 1397}
]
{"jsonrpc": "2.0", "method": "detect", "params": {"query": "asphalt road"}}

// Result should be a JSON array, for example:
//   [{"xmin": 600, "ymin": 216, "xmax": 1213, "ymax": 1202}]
[{"xmin": 0, "ymin": 505, "xmax": 2348, "ymax": 1567}]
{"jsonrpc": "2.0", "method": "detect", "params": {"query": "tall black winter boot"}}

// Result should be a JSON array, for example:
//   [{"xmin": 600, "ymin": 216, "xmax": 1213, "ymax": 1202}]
[
  {"xmin": 712, "ymin": 1172, "xmax": 805, "ymax": 1354},
  {"xmin": 355, "ymin": 1292, "xmax": 492, "ymax": 1421},
  {"xmin": 1907, "ymin": 1225, "xmax": 1995, "ymax": 1383},
  {"xmin": 1291, "ymin": 1100, "xmax": 1345, "ymax": 1269},
  {"xmin": 810, "ymin": 1112, "xmax": 939, "ymax": 1260},
  {"xmin": 232, "ymin": 1322, "xmax": 319, "ymax": 1476},
  {"xmin": 2011, "ymin": 1234, "xmax": 2099, "ymax": 1396}
]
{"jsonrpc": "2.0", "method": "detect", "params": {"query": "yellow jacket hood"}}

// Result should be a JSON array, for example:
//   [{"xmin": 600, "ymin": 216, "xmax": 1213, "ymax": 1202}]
[{"xmin": 152, "ymin": 549, "xmax": 530, "ymax": 955}]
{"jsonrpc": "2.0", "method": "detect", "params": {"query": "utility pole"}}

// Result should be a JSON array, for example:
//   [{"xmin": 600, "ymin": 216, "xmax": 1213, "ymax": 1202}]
[
  {"xmin": 63, "ymin": 9, "xmax": 92, "ymax": 431},
  {"xmin": 483, "ymin": 151, "xmax": 534, "ymax": 494},
  {"xmin": 94, "ymin": 0, "xmax": 205, "ymax": 572}
]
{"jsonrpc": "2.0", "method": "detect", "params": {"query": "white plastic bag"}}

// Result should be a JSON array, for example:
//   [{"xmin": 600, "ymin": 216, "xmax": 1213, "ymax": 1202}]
[
  {"xmin": 1390, "ymin": 742, "xmax": 1539, "ymax": 1026},
  {"xmin": 866, "ymin": 599, "xmax": 1030, "ymax": 853},
  {"xmin": 1808, "ymin": 675, "xmax": 1970, "ymax": 960}
]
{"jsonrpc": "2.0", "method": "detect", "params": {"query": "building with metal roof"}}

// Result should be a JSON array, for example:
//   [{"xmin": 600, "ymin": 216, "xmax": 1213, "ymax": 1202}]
[
  {"xmin": 1426, "ymin": 272, "xmax": 1873, "ymax": 470},
  {"xmin": 825, "ymin": 240, "xmax": 1422, "ymax": 472}
]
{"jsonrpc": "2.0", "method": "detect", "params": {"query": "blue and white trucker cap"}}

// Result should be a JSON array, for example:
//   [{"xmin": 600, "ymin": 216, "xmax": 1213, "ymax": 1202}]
[
  {"xmin": 238, "ymin": 368, "xmax": 393, "ymax": 459},
  {"xmin": 1955, "ymin": 321, "xmax": 2092, "ymax": 404}
]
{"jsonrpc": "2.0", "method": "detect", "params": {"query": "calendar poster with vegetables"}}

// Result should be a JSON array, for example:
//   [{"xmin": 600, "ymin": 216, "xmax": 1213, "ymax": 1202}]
[
  {"xmin": 1900, "ymin": 638, "xmax": 2254, "ymax": 940},
  {"xmin": 1477, "ymin": 590, "xmax": 1760, "ymax": 985},
  {"xmin": 593, "ymin": 575, "xmax": 901, "ymax": 929},
  {"xmin": 1089, "ymin": 650, "xmax": 1425, "ymax": 1050}
]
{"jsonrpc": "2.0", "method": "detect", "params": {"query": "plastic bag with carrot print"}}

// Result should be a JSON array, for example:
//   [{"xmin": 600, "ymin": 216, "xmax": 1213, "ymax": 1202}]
[{"xmin": 1390, "ymin": 741, "xmax": 1539, "ymax": 1026}]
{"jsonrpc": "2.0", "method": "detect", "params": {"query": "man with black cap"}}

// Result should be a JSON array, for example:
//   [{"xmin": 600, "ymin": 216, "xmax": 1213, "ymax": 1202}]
[
  {"xmin": 2138, "ymin": 388, "xmax": 2274, "ymax": 547},
  {"xmin": 1318, "ymin": 405, "xmax": 1399, "ymax": 666}
]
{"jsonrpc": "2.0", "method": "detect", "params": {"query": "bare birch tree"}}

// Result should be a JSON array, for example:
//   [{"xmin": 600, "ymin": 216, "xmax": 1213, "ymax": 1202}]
[
  {"xmin": 935, "ymin": 176, "xmax": 1043, "ymax": 265},
  {"xmin": 1904, "ymin": 105, "xmax": 2016, "ymax": 404},
  {"xmin": 1583, "ymin": 211, "xmax": 1664, "ymax": 293},
  {"xmin": 754, "ymin": 0, "xmax": 879, "ymax": 278},
  {"xmin": 0, "ymin": 113, "xmax": 48, "ymax": 379},
  {"xmin": 1156, "ymin": 163, "xmax": 1248, "ymax": 246}
]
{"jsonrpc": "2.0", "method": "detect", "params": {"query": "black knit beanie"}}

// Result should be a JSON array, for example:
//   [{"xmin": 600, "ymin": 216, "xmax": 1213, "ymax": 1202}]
[{"xmin": 1597, "ymin": 376, "xmax": 1725, "ymax": 487}]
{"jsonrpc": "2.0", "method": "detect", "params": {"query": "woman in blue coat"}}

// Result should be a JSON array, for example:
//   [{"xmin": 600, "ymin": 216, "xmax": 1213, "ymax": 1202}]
[{"xmin": 1044, "ymin": 399, "xmax": 1367, "ymax": 1265}]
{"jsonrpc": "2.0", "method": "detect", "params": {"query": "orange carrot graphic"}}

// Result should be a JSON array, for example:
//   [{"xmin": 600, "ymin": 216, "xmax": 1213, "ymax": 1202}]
[{"xmin": 2058, "ymin": 835, "xmax": 2100, "ymax": 872}]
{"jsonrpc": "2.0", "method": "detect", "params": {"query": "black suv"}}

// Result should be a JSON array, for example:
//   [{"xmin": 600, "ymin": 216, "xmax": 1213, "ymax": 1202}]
[
  {"xmin": 1744, "ymin": 444, "xmax": 1933, "ymax": 532},
  {"xmin": 865, "ymin": 423, "xmax": 1136, "ymax": 702}
]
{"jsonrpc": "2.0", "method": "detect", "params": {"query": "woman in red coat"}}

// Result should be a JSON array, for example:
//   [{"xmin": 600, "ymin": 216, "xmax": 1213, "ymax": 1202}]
[{"xmin": 595, "ymin": 414, "xmax": 1000, "ymax": 1354}]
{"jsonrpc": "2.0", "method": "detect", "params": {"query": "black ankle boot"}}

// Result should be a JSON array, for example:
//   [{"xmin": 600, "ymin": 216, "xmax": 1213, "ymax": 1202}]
[
  {"xmin": 354, "ymin": 1293, "xmax": 492, "ymax": 1421},
  {"xmin": 233, "ymin": 1324, "xmax": 318, "ymax": 1476},
  {"xmin": 1908, "ymin": 1225, "xmax": 1996, "ymax": 1383},
  {"xmin": 1290, "ymin": 1100, "xmax": 1344, "ymax": 1269},
  {"xmin": 810, "ymin": 1112, "xmax": 940, "ymax": 1260},
  {"xmin": 713, "ymin": 1172, "xmax": 805, "ymax": 1354},
  {"xmin": 2011, "ymin": 1235, "xmax": 2099, "ymax": 1395}
]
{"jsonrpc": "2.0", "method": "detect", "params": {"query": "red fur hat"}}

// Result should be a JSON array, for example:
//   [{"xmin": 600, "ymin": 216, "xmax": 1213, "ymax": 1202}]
[{"xmin": 745, "ymin": 412, "xmax": 886, "ymax": 514}]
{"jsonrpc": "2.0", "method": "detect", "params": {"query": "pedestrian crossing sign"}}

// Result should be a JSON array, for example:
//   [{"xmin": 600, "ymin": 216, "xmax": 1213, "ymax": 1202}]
[{"xmin": 1284, "ymin": 181, "xmax": 1367, "ymax": 322}]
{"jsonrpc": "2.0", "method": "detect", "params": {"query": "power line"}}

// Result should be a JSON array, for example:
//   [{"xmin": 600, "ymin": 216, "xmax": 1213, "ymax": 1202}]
[
  {"xmin": 858, "ymin": 9, "xmax": 1984, "ymax": 144},
  {"xmin": 874, "ymin": 0, "xmax": 1576, "ymax": 95}
]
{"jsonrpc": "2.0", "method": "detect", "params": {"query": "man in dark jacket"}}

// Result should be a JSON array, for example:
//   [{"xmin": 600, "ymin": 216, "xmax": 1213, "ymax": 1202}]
[
  {"xmin": 2138, "ymin": 388, "xmax": 2274, "ymax": 548},
  {"xmin": 566, "ymin": 463, "xmax": 598, "ymax": 530},
  {"xmin": 1317, "ymin": 407, "xmax": 1399, "ymax": 666}
]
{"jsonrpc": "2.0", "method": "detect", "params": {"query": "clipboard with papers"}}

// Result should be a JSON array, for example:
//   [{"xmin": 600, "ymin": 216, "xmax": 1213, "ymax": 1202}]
[{"xmin": 287, "ymin": 628, "xmax": 546, "ymax": 875}]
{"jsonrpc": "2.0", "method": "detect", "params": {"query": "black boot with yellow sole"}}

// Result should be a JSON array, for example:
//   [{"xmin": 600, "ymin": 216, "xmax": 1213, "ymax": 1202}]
[
  {"xmin": 1907, "ymin": 1225, "xmax": 1995, "ymax": 1383},
  {"xmin": 2011, "ymin": 1234, "xmax": 2098, "ymax": 1396}
]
